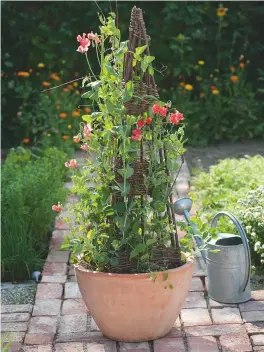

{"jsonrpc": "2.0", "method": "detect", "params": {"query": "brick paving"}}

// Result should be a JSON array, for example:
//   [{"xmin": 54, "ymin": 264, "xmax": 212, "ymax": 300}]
[{"xmin": 1, "ymin": 156, "xmax": 264, "ymax": 351}]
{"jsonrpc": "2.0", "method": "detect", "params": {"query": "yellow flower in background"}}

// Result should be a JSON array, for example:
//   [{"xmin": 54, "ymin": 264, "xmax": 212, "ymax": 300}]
[
  {"xmin": 47, "ymin": 133, "xmax": 51, "ymax": 137},
  {"xmin": 212, "ymin": 89, "xmax": 219, "ymax": 95},
  {"xmin": 196, "ymin": 76, "xmax": 202, "ymax": 82},
  {"xmin": 230, "ymin": 75, "xmax": 239, "ymax": 83},
  {"xmin": 239, "ymin": 63, "xmax": 245, "ymax": 68},
  {"xmin": 73, "ymin": 82, "xmax": 79, "ymax": 87},
  {"xmin": 59, "ymin": 113, "xmax": 67, "ymax": 119},
  {"xmin": 179, "ymin": 82, "xmax": 185, "ymax": 87},
  {"xmin": 214, "ymin": 68, "xmax": 220, "ymax": 73},
  {"xmin": 239, "ymin": 55, "xmax": 244, "ymax": 61},
  {"xmin": 68, "ymin": 124, "xmax": 72, "ymax": 129},
  {"xmin": 184, "ymin": 84, "xmax": 193, "ymax": 91},
  {"xmin": 210, "ymin": 74, "xmax": 214, "ymax": 78},
  {"xmin": 72, "ymin": 111, "xmax": 80, "ymax": 117},
  {"xmin": 177, "ymin": 34, "xmax": 185, "ymax": 41},
  {"xmin": 38, "ymin": 63, "xmax": 45, "ymax": 68},
  {"xmin": 42, "ymin": 81, "xmax": 51, "ymax": 87},
  {"xmin": 17, "ymin": 71, "xmax": 30, "ymax": 77},
  {"xmin": 217, "ymin": 7, "xmax": 228, "ymax": 17},
  {"xmin": 198, "ymin": 61, "xmax": 205, "ymax": 66},
  {"xmin": 62, "ymin": 135, "xmax": 69, "ymax": 140}
]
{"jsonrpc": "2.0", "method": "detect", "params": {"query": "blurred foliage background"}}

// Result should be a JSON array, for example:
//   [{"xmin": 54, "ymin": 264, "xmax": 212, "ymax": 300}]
[{"xmin": 2, "ymin": 1, "xmax": 264, "ymax": 149}]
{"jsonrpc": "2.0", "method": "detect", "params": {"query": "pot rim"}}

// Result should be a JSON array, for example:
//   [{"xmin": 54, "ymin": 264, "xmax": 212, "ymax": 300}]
[{"xmin": 74, "ymin": 252, "xmax": 194, "ymax": 279}]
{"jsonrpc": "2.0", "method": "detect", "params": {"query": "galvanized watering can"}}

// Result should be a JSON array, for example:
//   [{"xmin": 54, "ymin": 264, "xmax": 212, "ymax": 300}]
[{"xmin": 174, "ymin": 198, "xmax": 251, "ymax": 304}]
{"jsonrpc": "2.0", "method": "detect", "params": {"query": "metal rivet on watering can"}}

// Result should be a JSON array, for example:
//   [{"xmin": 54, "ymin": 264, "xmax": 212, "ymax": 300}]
[
  {"xmin": 173, "ymin": 198, "xmax": 252, "ymax": 304},
  {"xmin": 207, "ymin": 212, "xmax": 251, "ymax": 304}
]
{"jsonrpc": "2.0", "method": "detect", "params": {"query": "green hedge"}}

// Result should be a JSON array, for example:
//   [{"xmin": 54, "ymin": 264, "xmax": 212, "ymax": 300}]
[
  {"xmin": 2, "ymin": 2, "xmax": 264, "ymax": 147},
  {"xmin": 190, "ymin": 155, "xmax": 264, "ymax": 271},
  {"xmin": 1, "ymin": 147, "xmax": 68, "ymax": 282}
]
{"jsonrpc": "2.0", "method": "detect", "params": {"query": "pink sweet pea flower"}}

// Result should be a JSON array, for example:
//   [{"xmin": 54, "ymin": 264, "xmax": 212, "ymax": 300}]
[
  {"xmin": 152, "ymin": 103, "xmax": 160, "ymax": 114},
  {"xmin": 169, "ymin": 110, "xmax": 184, "ymax": 125},
  {"xmin": 65, "ymin": 159, "xmax": 78, "ymax": 168},
  {"xmin": 88, "ymin": 32, "xmax": 100, "ymax": 44},
  {"xmin": 80, "ymin": 143, "xmax": 89, "ymax": 151},
  {"xmin": 159, "ymin": 106, "xmax": 168, "ymax": 117},
  {"xmin": 131, "ymin": 128, "xmax": 142, "ymax": 141},
  {"xmin": 83, "ymin": 124, "xmax": 92, "ymax": 140},
  {"xmin": 73, "ymin": 135, "xmax": 81, "ymax": 143},
  {"xmin": 76, "ymin": 33, "xmax": 91, "ymax": 53},
  {"xmin": 52, "ymin": 202, "xmax": 62, "ymax": 212}
]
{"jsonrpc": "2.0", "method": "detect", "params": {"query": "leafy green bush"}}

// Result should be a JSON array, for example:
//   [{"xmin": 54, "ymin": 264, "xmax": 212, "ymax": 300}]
[
  {"xmin": 190, "ymin": 155, "xmax": 264, "ymax": 270},
  {"xmin": 1, "ymin": 2, "xmax": 264, "ymax": 147},
  {"xmin": 1, "ymin": 147, "xmax": 68, "ymax": 282}
]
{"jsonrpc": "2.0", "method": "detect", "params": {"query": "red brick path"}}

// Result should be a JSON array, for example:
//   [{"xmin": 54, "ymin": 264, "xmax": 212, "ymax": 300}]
[{"xmin": 1, "ymin": 157, "xmax": 264, "ymax": 351}]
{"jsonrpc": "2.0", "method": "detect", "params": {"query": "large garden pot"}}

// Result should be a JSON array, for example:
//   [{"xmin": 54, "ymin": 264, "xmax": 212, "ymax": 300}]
[{"xmin": 74, "ymin": 254, "xmax": 194, "ymax": 342}]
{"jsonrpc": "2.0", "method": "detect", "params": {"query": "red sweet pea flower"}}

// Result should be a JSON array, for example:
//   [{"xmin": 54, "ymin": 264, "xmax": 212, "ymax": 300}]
[
  {"xmin": 131, "ymin": 129, "xmax": 142, "ymax": 141},
  {"xmin": 52, "ymin": 202, "xmax": 62, "ymax": 212},
  {"xmin": 169, "ymin": 110, "xmax": 184, "ymax": 125},
  {"xmin": 152, "ymin": 104, "xmax": 160, "ymax": 114},
  {"xmin": 137, "ymin": 118, "xmax": 145, "ymax": 128},
  {"xmin": 146, "ymin": 117, "xmax": 152, "ymax": 125},
  {"xmin": 159, "ymin": 106, "xmax": 168, "ymax": 117}
]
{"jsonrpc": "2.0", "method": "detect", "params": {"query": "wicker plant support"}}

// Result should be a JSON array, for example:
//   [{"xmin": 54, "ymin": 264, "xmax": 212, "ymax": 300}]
[
  {"xmin": 110, "ymin": 7, "xmax": 182, "ymax": 273},
  {"xmin": 122, "ymin": 6, "xmax": 159, "ymax": 116}
]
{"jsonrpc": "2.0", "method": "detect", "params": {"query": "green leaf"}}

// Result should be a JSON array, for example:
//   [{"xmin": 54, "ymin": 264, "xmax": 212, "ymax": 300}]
[
  {"xmin": 82, "ymin": 90, "xmax": 98, "ymax": 101},
  {"xmin": 130, "ymin": 243, "xmax": 146, "ymax": 259},
  {"xmin": 104, "ymin": 64, "xmax": 118, "ymax": 77},
  {"xmin": 117, "ymin": 167, "xmax": 134, "ymax": 178},
  {"xmin": 115, "ymin": 41, "xmax": 128, "ymax": 56},
  {"xmin": 82, "ymin": 115, "xmax": 92, "ymax": 123},
  {"xmin": 87, "ymin": 80, "xmax": 101, "ymax": 89},
  {"xmin": 146, "ymin": 238, "xmax": 156, "ymax": 246},
  {"xmin": 118, "ymin": 182, "xmax": 131, "ymax": 196},
  {"xmin": 148, "ymin": 66, "xmax": 154, "ymax": 76},
  {"xmin": 141, "ymin": 56, "xmax": 155, "ymax": 73},
  {"xmin": 135, "ymin": 45, "xmax": 147, "ymax": 56},
  {"xmin": 110, "ymin": 257, "xmax": 119, "ymax": 266},
  {"xmin": 122, "ymin": 81, "xmax": 134, "ymax": 103}
]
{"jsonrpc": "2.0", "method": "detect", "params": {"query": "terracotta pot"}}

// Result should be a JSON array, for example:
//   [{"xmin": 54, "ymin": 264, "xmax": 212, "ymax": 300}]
[{"xmin": 75, "ymin": 254, "xmax": 194, "ymax": 342}]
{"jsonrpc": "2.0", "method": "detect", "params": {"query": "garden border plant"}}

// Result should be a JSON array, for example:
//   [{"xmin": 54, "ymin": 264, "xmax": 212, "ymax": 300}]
[{"xmin": 1, "ymin": 147, "xmax": 68, "ymax": 282}]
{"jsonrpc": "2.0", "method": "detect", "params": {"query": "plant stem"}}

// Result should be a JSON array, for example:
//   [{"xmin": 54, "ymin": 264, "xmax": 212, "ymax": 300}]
[{"xmin": 85, "ymin": 53, "xmax": 97, "ymax": 80}]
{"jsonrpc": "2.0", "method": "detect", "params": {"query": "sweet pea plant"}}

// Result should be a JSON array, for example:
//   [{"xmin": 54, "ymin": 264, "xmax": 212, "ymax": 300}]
[{"xmin": 56, "ymin": 13, "xmax": 188, "ymax": 273}]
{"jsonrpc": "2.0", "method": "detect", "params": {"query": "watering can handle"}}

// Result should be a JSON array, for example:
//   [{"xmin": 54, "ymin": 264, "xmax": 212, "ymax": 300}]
[{"xmin": 210, "ymin": 211, "xmax": 251, "ymax": 292}]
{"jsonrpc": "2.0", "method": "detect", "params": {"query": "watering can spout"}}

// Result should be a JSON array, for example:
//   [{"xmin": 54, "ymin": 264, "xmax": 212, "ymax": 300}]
[{"xmin": 173, "ymin": 198, "xmax": 252, "ymax": 304}]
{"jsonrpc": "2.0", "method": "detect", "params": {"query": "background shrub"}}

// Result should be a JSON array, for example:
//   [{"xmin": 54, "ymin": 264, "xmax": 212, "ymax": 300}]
[
  {"xmin": 1, "ymin": 147, "xmax": 68, "ymax": 282},
  {"xmin": 1, "ymin": 1, "xmax": 264, "ymax": 147},
  {"xmin": 190, "ymin": 155, "xmax": 264, "ymax": 271}
]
